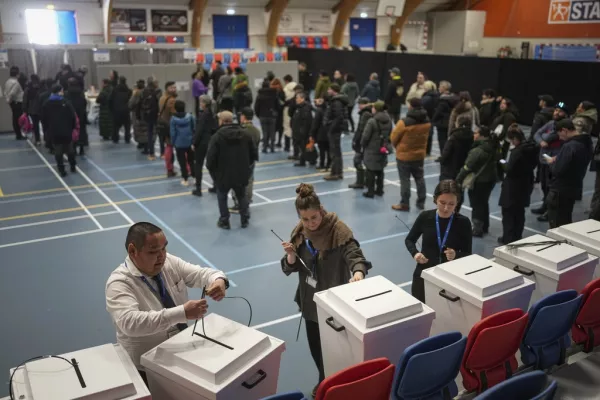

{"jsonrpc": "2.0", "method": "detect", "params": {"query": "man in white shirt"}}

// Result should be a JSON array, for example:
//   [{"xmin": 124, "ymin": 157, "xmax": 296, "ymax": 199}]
[
  {"xmin": 4, "ymin": 66, "xmax": 25, "ymax": 140},
  {"xmin": 106, "ymin": 222, "xmax": 229, "ymax": 381}
]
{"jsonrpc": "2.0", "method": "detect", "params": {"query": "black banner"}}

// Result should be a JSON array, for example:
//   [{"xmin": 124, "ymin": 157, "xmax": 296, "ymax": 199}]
[
  {"xmin": 151, "ymin": 10, "xmax": 188, "ymax": 32},
  {"xmin": 110, "ymin": 9, "xmax": 147, "ymax": 32}
]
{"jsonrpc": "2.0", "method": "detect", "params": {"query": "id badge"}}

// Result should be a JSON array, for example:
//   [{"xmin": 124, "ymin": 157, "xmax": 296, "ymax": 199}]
[
  {"xmin": 167, "ymin": 326, "xmax": 180, "ymax": 338},
  {"xmin": 306, "ymin": 276, "xmax": 317, "ymax": 289}
]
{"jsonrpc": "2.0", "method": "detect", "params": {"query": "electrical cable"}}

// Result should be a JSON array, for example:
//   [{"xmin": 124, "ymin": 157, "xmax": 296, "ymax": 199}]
[
  {"xmin": 396, "ymin": 215, "xmax": 421, "ymax": 248},
  {"xmin": 505, "ymin": 239, "xmax": 568, "ymax": 252}
]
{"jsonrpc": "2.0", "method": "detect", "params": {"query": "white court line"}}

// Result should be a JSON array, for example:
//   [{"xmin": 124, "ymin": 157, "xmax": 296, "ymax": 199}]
[
  {"xmin": 253, "ymin": 191, "xmax": 273, "ymax": 203},
  {"xmin": 27, "ymin": 140, "xmax": 103, "ymax": 230},
  {"xmin": 0, "ymin": 211, "xmax": 119, "ymax": 232},
  {"xmin": 251, "ymin": 188, "xmax": 353, "ymax": 208},
  {"xmin": 0, "ymin": 224, "xmax": 131, "ymax": 249},
  {"xmin": 0, "ymin": 164, "xmax": 46, "ymax": 173}
]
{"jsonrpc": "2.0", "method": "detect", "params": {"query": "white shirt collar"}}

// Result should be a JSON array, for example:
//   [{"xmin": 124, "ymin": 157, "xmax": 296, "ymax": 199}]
[{"xmin": 125, "ymin": 256, "xmax": 149, "ymax": 279}]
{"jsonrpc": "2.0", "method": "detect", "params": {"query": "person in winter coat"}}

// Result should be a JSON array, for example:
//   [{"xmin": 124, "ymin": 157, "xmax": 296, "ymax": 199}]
[
  {"xmin": 139, "ymin": 77, "xmax": 162, "ymax": 157},
  {"xmin": 479, "ymin": 89, "xmax": 500, "ymax": 127},
  {"xmin": 270, "ymin": 78, "xmax": 286, "ymax": 148},
  {"xmin": 390, "ymin": 98, "xmax": 431, "ymax": 211},
  {"xmin": 41, "ymin": 85, "xmax": 78, "ymax": 176},
  {"xmin": 456, "ymin": 126, "xmax": 498, "ymax": 237},
  {"xmin": 432, "ymin": 81, "xmax": 458, "ymax": 160},
  {"xmin": 232, "ymin": 67, "xmax": 252, "ymax": 117},
  {"xmin": 96, "ymin": 79, "xmax": 114, "ymax": 141},
  {"xmin": 38, "ymin": 78, "xmax": 54, "ymax": 149},
  {"xmin": 531, "ymin": 95, "xmax": 555, "ymax": 139},
  {"xmin": 110, "ymin": 76, "xmax": 133, "ymax": 143},
  {"xmin": 490, "ymin": 97, "xmax": 519, "ymax": 170},
  {"xmin": 546, "ymin": 119, "xmax": 593, "ymax": 228},
  {"xmin": 312, "ymin": 97, "xmax": 330, "ymax": 172},
  {"xmin": 323, "ymin": 84, "xmax": 349, "ymax": 181},
  {"xmin": 109, "ymin": 70, "xmax": 119, "ymax": 88},
  {"xmin": 55, "ymin": 64, "xmax": 78, "ymax": 91},
  {"xmin": 333, "ymin": 70, "xmax": 344, "ymax": 87},
  {"xmin": 573, "ymin": 101, "xmax": 598, "ymax": 136},
  {"xmin": 206, "ymin": 111, "xmax": 258, "ymax": 230},
  {"xmin": 341, "ymin": 73, "xmax": 359, "ymax": 132},
  {"xmin": 23, "ymin": 74, "xmax": 42, "ymax": 145},
  {"xmin": 210, "ymin": 61, "xmax": 225, "ymax": 101},
  {"xmin": 283, "ymin": 75, "xmax": 298, "ymax": 155},
  {"xmin": 449, "ymin": 91, "xmax": 480, "ymax": 133},
  {"xmin": 361, "ymin": 73, "xmax": 381, "ymax": 103},
  {"xmin": 4, "ymin": 66, "xmax": 25, "ymax": 140},
  {"xmin": 349, "ymin": 98, "xmax": 373, "ymax": 190},
  {"xmin": 421, "ymin": 81, "xmax": 439, "ymax": 156},
  {"xmin": 439, "ymin": 114, "xmax": 474, "ymax": 181},
  {"xmin": 298, "ymin": 62, "xmax": 313, "ymax": 94},
  {"xmin": 217, "ymin": 66, "xmax": 234, "ymax": 112},
  {"xmin": 254, "ymin": 80, "xmax": 279, "ymax": 153},
  {"xmin": 314, "ymin": 70, "xmax": 331, "ymax": 100},
  {"xmin": 129, "ymin": 79, "xmax": 148, "ymax": 151},
  {"xmin": 291, "ymin": 92, "xmax": 314, "ymax": 167},
  {"xmin": 192, "ymin": 95, "xmax": 218, "ymax": 196},
  {"xmin": 192, "ymin": 71, "xmax": 208, "ymax": 117},
  {"xmin": 361, "ymin": 101, "xmax": 392, "ymax": 198},
  {"xmin": 158, "ymin": 82, "xmax": 179, "ymax": 176},
  {"xmin": 170, "ymin": 100, "xmax": 196, "ymax": 186},
  {"xmin": 405, "ymin": 72, "xmax": 428, "ymax": 106},
  {"xmin": 64, "ymin": 78, "xmax": 89, "ymax": 156},
  {"xmin": 385, "ymin": 67, "xmax": 404, "ymax": 123}
]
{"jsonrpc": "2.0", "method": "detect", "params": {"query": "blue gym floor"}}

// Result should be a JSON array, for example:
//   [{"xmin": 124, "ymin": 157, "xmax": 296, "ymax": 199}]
[{"xmin": 0, "ymin": 121, "xmax": 595, "ymax": 397}]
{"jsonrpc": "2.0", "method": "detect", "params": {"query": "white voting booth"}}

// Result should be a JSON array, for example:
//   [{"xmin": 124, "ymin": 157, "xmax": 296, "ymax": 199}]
[
  {"xmin": 141, "ymin": 313, "xmax": 285, "ymax": 400},
  {"xmin": 493, "ymin": 234, "xmax": 598, "ymax": 305},
  {"xmin": 422, "ymin": 255, "xmax": 535, "ymax": 336},
  {"xmin": 547, "ymin": 219, "xmax": 600, "ymax": 279},
  {"xmin": 314, "ymin": 275, "xmax": 435, "ymax": 376},
  {"xmin": 8, "ymin": 344, "xmax": 150, "ymax": 400}
]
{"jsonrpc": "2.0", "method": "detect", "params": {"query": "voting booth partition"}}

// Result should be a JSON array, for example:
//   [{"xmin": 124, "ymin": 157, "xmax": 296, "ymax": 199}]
[
  {"xmin": 314, "ymin": 276, "xmax": 435, "ymax": 377},
  {"xmin": 422, "ymin": 255, "xmax": 535, "ymax": 336},
  {"xmin": 141, "ymin": 313, "xmax": 285, "ymax": 400},
  {"xmin": 8, "ymin": 344, "xmax": 150, "ymax": 400},
  {"xmin": 548, "ymin": 219, "xmax": 600, "ymax": 279}
]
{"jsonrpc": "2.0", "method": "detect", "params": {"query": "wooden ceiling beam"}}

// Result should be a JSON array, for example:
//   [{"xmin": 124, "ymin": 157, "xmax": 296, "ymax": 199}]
[
  {"xmin": 265, "ymin": 0, "xmax": 274, "ymax": 12},
  {"xmin": 266, "ymin": 0, "xmax": 290, "ymax": 47},
  {"xmin": 332, "ymin": 0, "xmax": 362, "ymax": 48},
  {"xmin": 190, "ymin": 0, "xmax": 208, "ymax": 49},
  {"xmin": 390, "ymin": 0, "xmax": 426, "ymax": 47},
  {"xmin": 332, "ymin": 1, "xmax": 343, "ymax": 13}
]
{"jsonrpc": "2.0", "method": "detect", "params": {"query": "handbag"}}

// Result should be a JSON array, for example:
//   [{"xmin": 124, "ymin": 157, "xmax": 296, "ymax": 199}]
[{"xmin": 461, "ymin": 157, "xmax": 492, "ymax": 190}]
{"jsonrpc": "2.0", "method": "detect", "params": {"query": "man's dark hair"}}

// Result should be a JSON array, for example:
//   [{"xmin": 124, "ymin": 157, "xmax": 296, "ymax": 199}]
[
  {"xmin": 581, "ymin": 101, "xmax": 596, "ymax": 111},
  {"xmin": 294, "ymin": 83, "xmax": 304, "ymax": 92},
  {"xmin": 262, "ymin": 80, "xmax": 270, "ymax": 89},
  {"xmin": 483, "ymin": 89, "xmax": 496, "ymax": 98},
  {"xmin": 216, "ymin": 60, "xmax": 222, "ymax": 65},
  {"xmin": 241, "ymin": 106, "xmax": 254, "ymax": 121},
  {"xmin": 296, "ymin": 92, "xmax": 307, "ymax": 101},
  {"xmin": 174, "ymin": 100, "xmax": 186, "ymax": 113},
  {"xmin": 556, "ymin": 119, "xmax": 575, "ymax": 132},
  {"xmin": 346, "ymin": 73, "xmax": 356, "ymax": 82},
  {"xmin": 136, "ymin": 79, "xmax": 145, "ymax": 90},
  {"xmin": 9, "ymin": 66, "xmax": 19, "ymax": 77},
  {"xmin": 125, "ymin": 222, "xmax": 162, "ymax": 250},
  {"xmin": 329, "ymin": 83, "xmax": 341, "ymax": 93},
  {"xmin": 234, "ymin": 67, "xmax": 244, "ymax": 74},
  {"xmin": 319, "ymin": 70, "xmax": 328, "ymax": 77},
  {"xmin": 119, "ymin": 76, "xmax": 127, "ymax": 85},
  {"xmin": 409, "ymin": 98, "xmax": 422, "ymax": 109},
  {"xmin": 283, "ymin": 74, "xmax": 293, "ymax": 83},
  {"xmin": 507, "ymin": 124, "xmax": 526, "ymax": 142},
  {"xmin": 51, "ymin": 84, "xmax": 62, "ymax": 94},
  {"xmin": 165, "ymin": 81, "xmax": 175, "ymax": 90}
]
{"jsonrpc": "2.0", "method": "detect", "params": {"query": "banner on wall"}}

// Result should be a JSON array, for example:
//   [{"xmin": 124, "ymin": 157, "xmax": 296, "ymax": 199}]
[
  {"xmin": 151, "ymin": 10, "xmax": 189, "ymax": 32},
  {"xmin": 548, "ymin": 0, "xmax": 600, "ymax": 24},
  {"xmin": 183, "ymin": 48, "xmax": 197, "ymax": 60},
  {"xmin": 278, "ymin": 13, "xmax": 303, "ymax": 34},
  {"xmin": 303, "ymin": 13, "xmax": 332, "ymax": 33},
  {"xmin": 110, "ymin": 8, "xmax": 147, "ymax": 32},
  {"xmin": 93, "ymin": 50, "xmax": 110, "ymax": 63},
  {"xmin": 0, "ymin": 49, "xmax": 8, "ymax": 63}
]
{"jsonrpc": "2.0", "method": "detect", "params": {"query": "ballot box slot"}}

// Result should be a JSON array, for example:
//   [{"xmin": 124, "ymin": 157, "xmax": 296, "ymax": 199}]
[
  {"xmin": 354, "ymin": 289, "xmax": 392, "ymax": 302},
  {"xmin": 536, "ymin": 242, "xmax": 563, "ymax": 252},
  {"xmin": 587, "ymin": 228, "xmax": 600, "ymax": 234},
  {"xmin": 464, "ymin": 266, "xmax": 493, "ymax": 275}
]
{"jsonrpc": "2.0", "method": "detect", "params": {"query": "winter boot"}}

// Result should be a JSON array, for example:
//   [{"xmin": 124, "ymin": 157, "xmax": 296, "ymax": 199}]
[{"xmin": 348, "ymin": 169, "xmax": 365, "ymax": 189}]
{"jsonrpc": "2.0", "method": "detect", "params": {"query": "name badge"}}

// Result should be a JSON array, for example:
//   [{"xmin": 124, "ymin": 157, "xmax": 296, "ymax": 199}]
[{"xmin": 306, "ymin": 276, "xmax": 317, "ymax": 289}]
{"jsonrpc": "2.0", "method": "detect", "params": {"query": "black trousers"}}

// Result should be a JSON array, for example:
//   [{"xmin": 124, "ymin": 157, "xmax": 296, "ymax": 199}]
[
  {"xmin": 293, "ymin": 137, "xmax": 307, "ymax": 163},
  {"xmin": 590, "ymin": 171, "xmax": 600, "ymax": 219},
  {"xmin": 411, "ymin": 265, "xmax": 427, "ymax": 303},
  {"xmin": 260, "ymin": 117, "xmax": 276, "ymax": 151},
  {"xmin": 54, "ymin": 143, "xmax": 76, "ymax": 171},
  {"xmin": 217, "ymin": 185, "xmax": 249, "ymax": 222},
  {"xmin": 539, "ymin": 164, "xmax": 552, "ymax": 212},
  {"xmin": 365, "ymin": 169, "xmax": 384, "ymax": 195},
  {"xmin": 347, "ymin": 105, "xmax": 355, "ymax": 132},
  {"xmin": 437, "ymin": 128, "xmax": 448, "ymax": 155},
  {"xmin": 10, "ymin": 102, "xmax": 23, "ymax": 139},
  {"xmin": 194, "ymin": 96, "xmax": 200, "ymax": 117},
  {"xmin": 328, "ymin": 131, "xmax": 343, "ymax": 176},
  {"xmin": 194, "ymin": 140, "xmax": 215, "ymax": 188},
  {"xmin": 502, "ymin": 206, "xmax": 525, "ymax": 243},
  {"xmin": 318, "ymin": 141, "xmax": 330, "ymax": 169},
  {"xmin": 113, "ymin": 113, "xmax": 131, "ymax": 143},
  {"xmin": 175, "ymin": 147, "xmax": 195, "ymax": 180},
  {"xmin": 390, "ymin": 107, "xmax": 401, "ymax": 124},
  {"xmin": 426, "ymin": 125, "xmax": 434, "ymax": 155},
  {"xmin": 547, "ymin": 190, "xmax": 576, "ymax": 229},
  {"xmin": 31, "ymin": 115, "xmax": 41, "ymax": 142},
  {"xmin": 468, "ymin": 181, "xmax": 496, "ymax": 232},
  {"xmin": 305, "ymin": 319, "xmax": 325, "ymax": 383}
]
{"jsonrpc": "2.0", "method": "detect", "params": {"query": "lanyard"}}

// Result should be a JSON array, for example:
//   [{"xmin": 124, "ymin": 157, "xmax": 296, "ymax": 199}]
[
  {"xmin": 126, "ymin": 261, "xmax": 168, "ymax": 305},
  {"xmin": 305, "ymin": 239, "xmax": 318, "ymax": 277},
  {"xmin": 436, "ymin": 212, "xmax": 454, "ymax": 256}
]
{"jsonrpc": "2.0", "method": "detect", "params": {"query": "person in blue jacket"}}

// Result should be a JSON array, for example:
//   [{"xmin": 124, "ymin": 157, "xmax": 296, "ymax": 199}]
[{"xmin": 170, "ymin": 100, "xmax": 196, "ymax": 186}]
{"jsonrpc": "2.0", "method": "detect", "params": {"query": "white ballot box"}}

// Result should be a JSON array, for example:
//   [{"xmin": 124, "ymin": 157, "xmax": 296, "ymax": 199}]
[
  {"xmin": 141, "ymin": 313, "xmax": 285, "ymax": 400},
  {"xmin": 422, "ymin": 254, "xmax": 535, "ymax": 336},
  {"xmin": 8, "ymin": 343, "xmax": 150, "ymax": 400},
  {"xmin": 493, "ymin": 234, "xmax": 597, "ymax": 305},
  {"xmin": 313, "ymin": 275, "xmax": 435, "ymax": 376},
  {"xmin": 547, "ymin": 219, "xmax": 600, "ymax": 279}
]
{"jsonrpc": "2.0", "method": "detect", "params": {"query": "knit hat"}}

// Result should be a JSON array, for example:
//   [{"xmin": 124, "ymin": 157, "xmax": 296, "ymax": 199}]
[
  {"xmin": 358, "ymin": 97, "xmax": 370, "ymax": 105},
  {"xmin": 373, "ymin": 101, "xmax": 385, "ymax": 112}
]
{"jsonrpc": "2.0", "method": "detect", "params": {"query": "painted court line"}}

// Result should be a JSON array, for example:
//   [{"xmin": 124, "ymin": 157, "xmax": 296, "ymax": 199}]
[
  {"xmin": 27, "ymin": 140, "xmax": 104, "ymax": 230},
  {"xmin": 0, "ymin": 211, "xmax": 119, "ymax": 232},
  {"xmin": 0, "ymin": 224, "xmax": 131, "ymax": 249},
  {"xmin": 0, "ymin": 164, "xmax": 46, "ymax": 173},
  {"xmin": 253, "ymin": 192, "xmax": 273, "ymax": 203}
]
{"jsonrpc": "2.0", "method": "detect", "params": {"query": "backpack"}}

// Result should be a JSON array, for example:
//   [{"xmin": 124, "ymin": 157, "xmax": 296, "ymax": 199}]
[{"xmin": 140, "ymin": 88, "xmax": 159, "ymax": 121}]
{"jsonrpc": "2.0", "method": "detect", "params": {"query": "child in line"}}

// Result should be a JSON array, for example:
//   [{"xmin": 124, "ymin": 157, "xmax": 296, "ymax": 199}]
[{"xmin": 170, "ymin": 100, "xmax": 196, "ymax": 186}]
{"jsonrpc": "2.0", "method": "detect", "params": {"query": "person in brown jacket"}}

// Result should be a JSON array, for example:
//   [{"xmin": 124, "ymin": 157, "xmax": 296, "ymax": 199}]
[
  {"xmin": 390, "ymin": 98, "xmax": 431, "ymax": 211},
  {"xmin": 158, "ymin": 81, "xmax": 178, "ymax": 177}
]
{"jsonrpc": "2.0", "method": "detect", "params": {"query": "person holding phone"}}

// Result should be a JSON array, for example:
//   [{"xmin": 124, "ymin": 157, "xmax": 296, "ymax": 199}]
[
  {"xmin": 280, "ymin": 183, "xmax": 372, "ymax": 397},
  {"xmin": 405, "ymin": 180, "xmax": 472, "ymax": 302}
]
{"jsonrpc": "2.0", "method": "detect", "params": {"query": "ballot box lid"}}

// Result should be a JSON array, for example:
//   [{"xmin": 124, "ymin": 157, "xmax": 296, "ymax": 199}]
[
  {"xmin": 495, "ymin": 234, "xmax": 588, "ymax": 272},
  {"xmin": 434, "ymin": 255, "xmax": 525, "ymax": 298},
  {"xmin": 150, "ymin": 313, "xmax": 272, "ymax": 387},
  {"xmin": 558, "ymin": 220, "xmax": 600, "ymax": 248},
  {"xmin": 324, "ymin": 275, "xmax": 424, "ymax": 330},
  {"xmin": 25, "ymin": 344, "xmax": 137, "ymax": 400}
]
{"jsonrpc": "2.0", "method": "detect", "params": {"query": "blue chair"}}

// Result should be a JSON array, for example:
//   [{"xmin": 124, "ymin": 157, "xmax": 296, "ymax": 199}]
[
  {"xmin": 203, "ymin": 63, "xmax": 211, "ymax": 72},
  {"xmin": 115, "ymin": 36, "xmax": 126, "ymax": 44},
  {"xmin": 520, "ymin": 290, "xmax": 583, "ymax": 370},
  {"xmin": 221, "ymin": 63, "xmax": 229, "ymax": 71},
  {"xmin": 156, "ymin": 36, "xmax": 167, "ymax": 43},
  {"xmin": 261, "ymin": 391, "xmax": 306, "ymax": 400},
  {"xmin": 258, "ymin": 52, "xmax": 266, "ymax": 62},
  {"xmin": 274, "ymin": 52, "xmax": 282, "ymax": 61},
  {"xmin": 223, "ymin": 53, "xmax": 231, "ymax": 63},
  {"xmin": 285, "ymin": 36, "xmax": 293, "ymax": 46},
  {"xmin": 205, "ymin": 53, "xmax": 213, "ymax": 63},
  {"xmin": 473, "ymin": 371, "xmax": 557, "ymax": 400},
  {"xmin": 314, "ymin": 36, "xmax": 322, "ymax": 45},
  {"xmin": 392, "ymin": 331, "xmax": 467, "ymax": 400},
  {"xmin": 300, "ymin": 36, "xmax": 308, "ymax": 46},
  {"xmin": 239, "ymin": 62, "xmax": 247, "ymax": 71}
]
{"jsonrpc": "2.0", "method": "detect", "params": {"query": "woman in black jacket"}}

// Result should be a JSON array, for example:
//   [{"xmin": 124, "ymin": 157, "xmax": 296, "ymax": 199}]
[
  {"xmin": 110, "ymin": 76, "xmax": 133, "ymax": 143},
  {"xmin": 479, "ymin": 89, "xmax": 499, "ymax": 127},
  {"xmin": 439, "ymin": 115, "xmax": 474, "ymax": 181},
  {"xmin": 490, "ymin": 98, "xmax": 519, "ymax": 178},
  {"xmin": 192, "ymin": 95, "xmax": 218, "ymax": 197},
  {"xmin": 64, "ymin": 78, "xmax": 89, "ymax": 155},
  {"xmin": 254, "ymin": 80, "xmax": 279, "ymax": 153},
  {"xmin": 498, "ymin": 125, "xmax": 539, "ymax": 244},
  {"xmin": 23, "ymin": 74, "xmax": 42, "ymax": 145},
  {"xmin": 312, "ymin": 97, "xmax": 330, "ymax": 171}
]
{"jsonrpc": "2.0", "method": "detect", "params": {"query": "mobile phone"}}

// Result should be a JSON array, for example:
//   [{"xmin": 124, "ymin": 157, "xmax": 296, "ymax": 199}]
[
  {"xmin": 201, "ymin": 286, "xmax": 206, "ymax": 299},
  {"xmin": 543, "ymin": 154, "xmax": 552, "ymax": 160},
  {"xmin": 499, "ymin": 159, "xmax": 507, "ymax": 164}
]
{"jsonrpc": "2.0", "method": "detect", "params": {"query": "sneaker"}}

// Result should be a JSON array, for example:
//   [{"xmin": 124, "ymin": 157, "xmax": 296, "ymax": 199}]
[
  {"xmin": 323, "ymin": 175, "xmax": 343, "ymax": 181},
  {"xmin": 59, "ymin": 170, "xmax": 67, "ymax": 177},
  {"xmin": 537, "ymin": 213, "xmax": 549, "ymax": 222},
  {"xmin": 375, "ymin": 190, "xmax": 384, "ymax": 196},
  {"xmin": 416, "ymin": 202, "xmax": 425, "ymax": 210},
  {"xmin": 208, "ymin": 187, "xmax": 217, "ymax": 194},
  {"xmin": 191, "ymin": 188, "xmax": 203, "ymax": 197},
  {"xmin": 241, "ymin": 219, "xmax": 249, "ymax": 229},
  {"xmin": 148, "ymin": 155, "xmax": 156, "ymax": 161},
  {"xmin": 70, "ymin": 165, "xmax": 77, "ymax": 173},
  {"xmin": 229, "ymin": 205, "xmax": 240, "ymax": 214},
  {"xmin": 531, "ymin": 207, "xmax": 546, "ymax": 215},
  {"xmin": 217, "ymin": 220, "xmax": 231, "ymax": 230},
  {"xmin": 287, "ymin": 155, "xmax": 297, "ymax": 160},
  {"xmin": 392, "ymin": 203, "xmax": 410, "ymax": 212},
  {"xmin": 363, "ymin": 192, "xmax": 374, "ymax": 198},
  {"xmin": 181, "ymin": 179, "xmax": 189, "ymax": 186},
  {"xmin": 348, "ymin": 183, "xmax": 364, "ymax": 189},
  {"xmin": 275, "ymin": 143, "xmax": 282, "ymax": 148},
  {"xmin": 167, "ymin": 170, "xmax": 177, "ymax": 178}
]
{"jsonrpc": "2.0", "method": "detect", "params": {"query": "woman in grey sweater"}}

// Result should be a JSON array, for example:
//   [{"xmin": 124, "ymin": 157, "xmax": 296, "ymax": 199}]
[
  {"xmin": 341, "ymin": 73, "xmax": 360, "ymax": 132},
  {"xmin": 217, "ymin": 66, "xmax": 234, "ymax": 112}
]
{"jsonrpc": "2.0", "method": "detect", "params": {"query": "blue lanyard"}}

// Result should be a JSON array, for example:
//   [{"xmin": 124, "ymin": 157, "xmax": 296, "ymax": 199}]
[
  {"xmin": 436, "ymin": 212, "xmax": 454, "ymax": 255},
  {"xmin": 305, "ymin": 239, "xmax": 318, "ymax": 276},
  {"xmin": 126, "ymin": 261, "xmax": 168, "ymax": 304}
]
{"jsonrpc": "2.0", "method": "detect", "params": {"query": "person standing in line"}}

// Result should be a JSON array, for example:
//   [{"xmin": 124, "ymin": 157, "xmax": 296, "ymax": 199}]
[
  {"xmin": 546, "ymin": 119, "xmax": 593, "ymax": 228},
  {"xmin": 254, "ymin": 80, "xmax": 279, "ymax": 153},
  {"xmin": 405, "ymin": 180, "xmax": 472, "ymax": 302},
  {"xmin": 432, "ymin": 81, "xmax": 458, "ymax": 161},
  {"xmin": 384, "ymin": 67, "xmax": 404, "ymax": 124},
  {"xmin": 361, "ymin": 73, "xmax": 381, "ymax": 103},
  {"xmin": 405, "ymin": 71, "xmax": 428, "ymax": 106},
  {"xmin": 38, "ymin": 78, "xmax": 55, "ymax": 151},
  {"xmin": 490, "ymin": 97, "xmax": 519, "ymax": 179},
  {"xmin": 64, "ymin": 77, "xmax": 89, "ymax": 156},
  {"xmin": 192, "ymin": 95, "xmax": 218, "ymax": 197},
  {"xmin": 4, "ymin": 66, "xmax": 25, "ymax": 140},
  {"xmin": 140, "ymin": 77, "xmax": 162, "ymax": 159},
  {"xmin": 341, "ymin": 73, "xmax": 359, "ymax": 133},
  {"xmin": 192, "ymin": 71, "xmax": 208, "ymax": 117},
  {"xmin": 479, "ymin": 89, "xmax": 500, "ymax": 128},
  {"xmin": 314, "ymin": 70, "xmax": 331, "ymax": 100},
  {"xmin": 210, "ymin": 61, "xmax": 225, "ymax": 101},
  {"xmin": 323, "ymin": 84, "xmax": 349, "ymax": 181},
  {"xmin": 298, "ymin": 62, "xmax": 313, "ymax": 95},
  {"xmin": 312, "ymin": 97, "xmax": 330, "ymax": 172},
  {"xmin": 572, "ymin": 101, "xmax": 598, "ymax": 136},
  {"xmin": 41, "ymin": 85, "xmax": 78, "ymax": 176},
  {"xmin": 206, "ymin": 111, "xmax": 258, "ymax": 230},
  {"xmin": 333, "ymin": 70, "xmax": 345, "ymax": 87},
  {"xmin": 390, "ymin": 98, "xmax": 431, "ymax": 212},
  {"xmin": 281, "ymin": 183, "xmax": 371, "ymax": 398},
  {"xmin": 291, "ymin": 92, "xmax": 314, "ymax": 167},
  {"xmin": 158, "ymin": 81, "xmax": 179, "ymax": 178},
  {"xmin": 448, "ymin": 91, "xmax": 480, "ymax": 134},
  {"xmin": 283, "ymin": 75, "xmax": 298, "ymax": 157},
  {"xmin": 170, "ymin": 100, "xmax": 196, "ymax": 187},
  {"xmin": 217, "ymin": 66, "xmax": 234, "ymax": 113},
  {"xmin": 23, "ymin": 74, "xmax": 42, "ymax": 145},
  {"xmin": 530, "ymin": 94, "xmax": 555, "ymax": 139},
  {"xmin": 129, "ymin": 79, "xmax": 148, "ymax": 152},
  {"xmin": 456, "ymin": 126, "xmax": 498, "ymax": 237},
  {"xmin": 270, "ymin": 78, "xmax": 286, "ymax": 149},
  {"xmin": 96, "ymin": 78, "xmax": 114, "ymax": 141},
  {"xmin": 421, "ymin": 81, "xmax": 439, "ymax": 156},
  {"xmin": 498, "ymin": 125, "xmax": 538, "ymax": 244},
  {"xmin": 361, "ymin": 101, "xmax": 392, "ymax": 198},
  {"xmin": 439, "ymin": 115, "xmax": 474, "ymax": 182},
  {"xmin": 111, "ymin": 76, "xmax": 133, "ymax": 144},
  {"xmin": 348, "ymin": 98, "xmax": 373, "ymax": 189},
  {"xmin": 232, "ymin": 67, "xmax": 252, "ymax": 119}
]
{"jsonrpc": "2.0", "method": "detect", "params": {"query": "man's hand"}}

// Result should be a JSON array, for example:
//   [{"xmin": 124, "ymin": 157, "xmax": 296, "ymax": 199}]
[
  {"xmin": 184, "ymin": 299, "xmax": 208, "ymax": 320},
  {"xmin": 206, "ymin": 279, "xmax": 227, "ymax": 301},
  {"xmin": 444, "ymin": 248, "xmax": 457, "ymax": 261},
  {"xmin": 349, "ymin": 271, "xmax": 365, "ymax": 283},
  {"xmin": 540, "ymin": 141, "xmax": 548, "ymax": 148},
  {"xmin": 546, "ymin": 156, "xmax": 557, "ymax": 165},
  {"xmin": 414, "ymin": 253, "xmax": 429, "ymax": 264}
]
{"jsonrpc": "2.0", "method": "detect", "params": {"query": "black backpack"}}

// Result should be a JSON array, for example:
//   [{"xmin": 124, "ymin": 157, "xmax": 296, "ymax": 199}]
[{"xmin": 140, "ymin": 88, "xmax": 159, "ymax": 121}]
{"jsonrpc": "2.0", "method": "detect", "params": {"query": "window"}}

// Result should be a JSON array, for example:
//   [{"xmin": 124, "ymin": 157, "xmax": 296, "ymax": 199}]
[{"xmin": 25, "ymin": 9, "xmax": 79, "ymax": 45}]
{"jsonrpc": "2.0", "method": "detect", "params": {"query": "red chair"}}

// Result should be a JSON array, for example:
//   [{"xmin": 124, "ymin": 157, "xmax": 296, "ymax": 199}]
[
  {"xmin": 214, "ymin": 53, "xmax": 222, "ymax": 62},
  {"xmin": 307, "ymin": 36, "xmax": 315, "ymax": 44},
  {"xmin": 322, "ymin": 43, "xmax": 329, "ymax": 49},
  {"xmin": 282, "ymin": 52, "xmax": 288, "ymax": 60},
  {"xmin": 572, "ymin": 278, "xmax": 600, "ymax": 352},
  {"xmin": 322, "ymin": 36, "xmax": 329, "ymax": 44},
  {"xmin": 315, "ymin": 358, "xmax": 395, "ymax": 400},
  {"xmin": 308, "ymin": 43, "xmax": 315, "ymax": 49},
  {"xmin": 276, "ymin": 36, "xmax": 285, "ymax": 47},
  {"xmin": 461, "ymin": 309, "xmax": 529, "ymax": 393},
  {"xmin": 232, "ymin": 52, "xmax": 241, "ymax": 62},
  {"xmin": 249, "ymin": 55, "xmax": 258, "ymax": 63},
  {"xmin": 229, "ymin": 61, "xmax": 239, "ymax": 70},
  {"xmin": 266, "ymin": 52, "xmax": 274, "ymax": 61},
  {"xmin": 196, "ymin": 53, "xmax": 204, "ymax": 63},
  {"xmin": 292, "ymin": 36, "xmax": 300, "ymax": 46}
]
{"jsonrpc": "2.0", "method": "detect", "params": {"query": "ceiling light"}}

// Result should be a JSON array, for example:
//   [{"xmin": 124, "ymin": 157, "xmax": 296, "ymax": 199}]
[
  {"xmin": 360, "ymin": 12, "xmax": 368, "ymax": 18},
  {"xmin": 46, "ymin": 4, "xmax": 55, "ymax": 10},
  {"xmin": 226, "ymin": 8, "xmax": 235, "ymax": 15}
]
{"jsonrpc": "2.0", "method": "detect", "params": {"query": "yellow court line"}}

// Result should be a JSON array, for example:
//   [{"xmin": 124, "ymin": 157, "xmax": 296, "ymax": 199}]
[{"xmin": 0, "ymin": 186, "xmax": 3, "ymax": 197}]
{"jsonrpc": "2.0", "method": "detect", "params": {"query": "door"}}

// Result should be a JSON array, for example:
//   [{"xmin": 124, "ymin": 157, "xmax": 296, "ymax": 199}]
[
  {"xmin": 349, "ymin": 18, "xmax": 376, "ymax": 49},
  {"xmin": 212, "ymin": 15, "xmax": 249, "ymax": 50}
]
